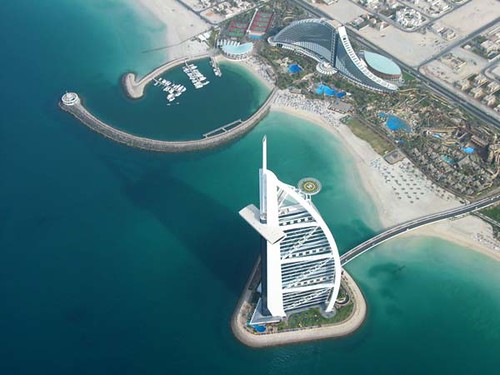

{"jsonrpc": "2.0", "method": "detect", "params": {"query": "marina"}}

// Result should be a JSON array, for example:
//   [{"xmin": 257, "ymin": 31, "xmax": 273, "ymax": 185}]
[
  {"xmin": 59, "ymin": 89, "xmax": 278, "ymax": 152},
  {"xmin": 152, "ymin": 77, "xmax": 186, "ymax": 103},
  {"xmin": 210, "ymin": 56, "xmax": 222, "ymax": 77},
  {"xmin": 183, "ymin": 62, "xmax": 210, "ymax": 89}
]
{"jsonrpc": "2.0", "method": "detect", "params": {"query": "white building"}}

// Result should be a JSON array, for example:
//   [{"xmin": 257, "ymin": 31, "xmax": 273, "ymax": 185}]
[{"xmin": 240, "ymin": 137, "xmax": 342, "ymax": 323}]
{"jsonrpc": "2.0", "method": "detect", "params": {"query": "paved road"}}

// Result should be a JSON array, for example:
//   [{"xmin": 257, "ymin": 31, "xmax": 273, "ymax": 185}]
[
  {"xmin": 289, "ymin": 0, "xmax": 500, "ymax": 128},
  {"xmin": 341, "ymin": 195, "xmax": 500, "ymax": 265},
  {"xmin": 418, "ymin": 17, "xmax": 500, "ymax": 67}
]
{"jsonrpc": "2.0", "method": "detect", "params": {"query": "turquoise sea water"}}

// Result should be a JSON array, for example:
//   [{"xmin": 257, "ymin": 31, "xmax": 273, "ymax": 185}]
[
  {"xmin": 1, "ymin": 1, "xmax": 499, "ymax": 374},
  {"xmin": 87, "ymin": 59, "xmax": 270, "ymax": 140}
]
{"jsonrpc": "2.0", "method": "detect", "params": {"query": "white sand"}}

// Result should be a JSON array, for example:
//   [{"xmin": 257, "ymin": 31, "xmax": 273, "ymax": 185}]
[
  {"xmin": 134, "ymin": 0, "xmax": 210, "ymax": 61},
  {"xmin": 270, "ymin": 93, "xmax": 500, "ymax": 261},
  {"xmin": 218, "ymin": 56, "xmax": 275, "ymax": 90},
  {"xmin": 127, "ymin": 3, "xmax": 499, "ymax": 261}
]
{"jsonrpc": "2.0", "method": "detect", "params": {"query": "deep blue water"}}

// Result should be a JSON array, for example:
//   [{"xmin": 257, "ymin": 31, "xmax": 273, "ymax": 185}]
[{"xmin": 1, "ymin": 1, "xmax": 499, "ymax": 375}]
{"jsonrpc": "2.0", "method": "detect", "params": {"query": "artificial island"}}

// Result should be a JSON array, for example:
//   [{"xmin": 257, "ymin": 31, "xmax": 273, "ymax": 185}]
[{"xmin": 59, "ymin": 0, "xmax": 500, "ymax": 347}]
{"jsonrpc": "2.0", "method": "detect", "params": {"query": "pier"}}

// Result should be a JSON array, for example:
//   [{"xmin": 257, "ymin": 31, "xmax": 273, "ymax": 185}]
[
  {"xmin": 59, "ymin": 90, "xmax": 278, "ymax": 153},
  {"xmin": 202, "ymin": 119, "xmax": 242, "ymax": 138},
  {"xmin": 122, "ymin": 52, "xmax": 211, "ymax": 99}
]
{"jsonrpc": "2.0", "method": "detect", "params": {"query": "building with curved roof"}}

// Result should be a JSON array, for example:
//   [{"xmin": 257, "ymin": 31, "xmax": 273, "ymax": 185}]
[
  {"xmin": 361, "ymin": 51, "xmax": 402, "ymax": 80},
  {"xmin": 219, "ymin": 40, "xmax": 254, "ymax": 60},
  {"xmin": 269, "ymin": 19, "xmax": 398, "ymax": 92},
  {"xmin": 240, "ymin": 137, "xmax": 342, "ymax": 323}
]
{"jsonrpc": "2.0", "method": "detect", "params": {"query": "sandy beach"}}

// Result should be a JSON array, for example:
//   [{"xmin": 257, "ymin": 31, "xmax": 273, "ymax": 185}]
[
  {"xmin": 130, "ymin": 1, "xmax": 499, "ymax": 261},
  {"xmin": 270, "ymin": 91, "xmax": 500, "ymax": 261},
  {"xmin": 218, "ymin": 56, "xmax": 275, "ymax": 91},
  {"xmin": 134, "ymin": 0, "xmax": 210, "ymax": 61}
]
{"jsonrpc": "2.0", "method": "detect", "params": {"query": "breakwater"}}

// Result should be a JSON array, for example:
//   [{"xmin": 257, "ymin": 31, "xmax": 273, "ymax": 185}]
[
  {"xmin": 59, "ymin": 90, "xmax": 277, "ymax": 153},
  {"xmin": 122, "ymin": 52, "xmax": 211, "ymax": 99}
]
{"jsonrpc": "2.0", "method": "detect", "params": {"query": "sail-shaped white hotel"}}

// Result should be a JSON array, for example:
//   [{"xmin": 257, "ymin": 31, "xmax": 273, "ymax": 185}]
[{"xmin": 240, "ymin": 137, "xmax": 342, "ymax": 323}]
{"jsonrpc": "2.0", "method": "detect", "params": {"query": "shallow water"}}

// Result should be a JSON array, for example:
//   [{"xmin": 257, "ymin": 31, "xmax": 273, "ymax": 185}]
[{"xmin": 1, "ymin": 1, "xmax": 499, "ymax": 374}]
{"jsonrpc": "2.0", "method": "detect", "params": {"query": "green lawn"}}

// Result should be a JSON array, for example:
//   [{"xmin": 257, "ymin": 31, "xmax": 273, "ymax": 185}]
[
  {"xmin": 345, "ymin": 117, "xmax": 394, "ymax": 156},
  {"xmin": 402, "ymin": 71, "xmax": 416, "ymax": 83},
  {"xmin": 276, "ymin": 304, "xmax": 354, "ymax": 331},
  {"xmin": 481, "ymin": 206, "xmax": 500, "ymax": 223}
]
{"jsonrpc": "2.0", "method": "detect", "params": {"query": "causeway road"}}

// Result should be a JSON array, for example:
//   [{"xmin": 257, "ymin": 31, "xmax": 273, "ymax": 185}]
[{"xmin": 341, "ymin": 195, "xmax": 500, "ymax": 265}]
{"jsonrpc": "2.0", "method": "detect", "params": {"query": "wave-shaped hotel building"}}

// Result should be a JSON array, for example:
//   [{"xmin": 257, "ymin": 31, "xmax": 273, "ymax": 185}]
[
  {"xmin": 269, "ymin": 19, "xmax": 399, "ymax": 92},
  {"xmin": 240, "ymin": 137, "xmax": 342, "ymax": 324}
]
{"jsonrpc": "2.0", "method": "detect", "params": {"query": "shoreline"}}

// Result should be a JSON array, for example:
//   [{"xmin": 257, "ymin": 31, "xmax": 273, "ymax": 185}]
[
  {"xmin": 231, "ymin": 259, "xmax": 367, "ymax": 348},
  {"xmin": 217, "ymin": 56, "xmax": 275, "ymax": 92},
  {"xmin": 269, "ymin": 97, "xmax": 500, "ymax": 261},
  {"xmin": 129, "ymin": 0, "xmax": 499, "ymax": 261},
  {"xmin": 133, "ymin": 0, "xmax": 210, "ymax": 61}
]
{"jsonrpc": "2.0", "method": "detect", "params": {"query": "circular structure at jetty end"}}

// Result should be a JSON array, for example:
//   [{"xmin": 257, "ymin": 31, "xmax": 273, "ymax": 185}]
[
  {"xmin": 361, "ymin": 51, "xmax": 402, "ymax": 80},
  {"xmin": 61, "ymin": 92, "xmax": 79, "ymax": 106},
  {"xmin": 298, "ymin": 177, "xmax": 322, "ymax": 195}
]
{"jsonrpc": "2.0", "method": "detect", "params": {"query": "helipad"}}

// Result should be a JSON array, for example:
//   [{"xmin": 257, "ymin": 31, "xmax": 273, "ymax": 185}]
[{"xmin": 298, "ymin": 178, "xmax": 322, "ymax": 195}]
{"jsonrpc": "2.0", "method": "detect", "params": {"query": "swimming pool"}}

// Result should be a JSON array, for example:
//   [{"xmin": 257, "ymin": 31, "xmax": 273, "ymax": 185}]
[{"xmin": 379, "ymin": 113, "xmax": 411, "ymax": 132}]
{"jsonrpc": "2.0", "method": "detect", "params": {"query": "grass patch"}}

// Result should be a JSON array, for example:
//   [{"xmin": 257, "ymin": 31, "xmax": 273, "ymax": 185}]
[
  {"xmin": 345, "ymin": 117, "xmax": 394, "ymax": 156},
  {"xmin": 481, "ymin": 206, "xmax": 500, "ymax": 223},
  {"xmin": 402, "ymin": 71, "xmax": 416, "ymax": 83},
  {"xmin": 276, "ymin": 304, "xmax": 354, "ymax": 331}
]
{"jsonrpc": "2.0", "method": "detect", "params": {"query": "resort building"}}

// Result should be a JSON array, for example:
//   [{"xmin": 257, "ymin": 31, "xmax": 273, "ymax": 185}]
[
  {"xmin": 268, "ymin": 18, "xmax": 399, "ymax": 92},
  {"xmin": 240, "ymin": 137, "xmax": 342, "ymax": 324},
  {"xmin": 360, "ymin": 50, "xmax": 402, "ymax": 80},
  {"xmin": 218, "ymin": 40, "xmax": 254, "ymax": 60}
]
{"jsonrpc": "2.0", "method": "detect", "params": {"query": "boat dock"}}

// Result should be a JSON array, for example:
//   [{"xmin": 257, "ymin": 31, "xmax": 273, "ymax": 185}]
[
  {"xmin": 203, "ymin": 119, "xmax": 242, "ymax": 138},
  {"xmin": 153, "ymin": 78, "xmax": 186, "ymax": 103},
  {"xmin": 210, "ymin": 57, "xmax": 222, "ymax": 77},
  {"xmin": 183, "ymin": 62, "xmax": 210, "ymax": 89}
]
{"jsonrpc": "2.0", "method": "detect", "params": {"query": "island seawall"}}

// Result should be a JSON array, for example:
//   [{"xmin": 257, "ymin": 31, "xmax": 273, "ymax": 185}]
[
  {"xmin": 59, "ymin": 89, "xmax": 277, "ymax": 153},
  {"xmin": 231, "ymin": 257, "xmax": 367, "ymax": 348}
]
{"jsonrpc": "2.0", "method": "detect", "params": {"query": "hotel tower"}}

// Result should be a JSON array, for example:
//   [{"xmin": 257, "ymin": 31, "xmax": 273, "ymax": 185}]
[{"xmin": 240, "ymin": 137, "xmax": 342, "ymax": 323}]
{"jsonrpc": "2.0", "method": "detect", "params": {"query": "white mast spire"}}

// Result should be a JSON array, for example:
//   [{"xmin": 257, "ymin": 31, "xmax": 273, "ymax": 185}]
[{"xmin": 262, "ymin": 135, "xmax": 267, "ymax": 170}]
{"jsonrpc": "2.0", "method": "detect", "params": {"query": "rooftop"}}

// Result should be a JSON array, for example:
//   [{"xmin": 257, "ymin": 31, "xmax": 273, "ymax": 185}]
[
  {"xmin": 363, "ymin": 51, "xmax": 402, "ymax": 76},
  {"xmin": 221, "ymin": 42, "xmax": 254, "ymax": 56}
]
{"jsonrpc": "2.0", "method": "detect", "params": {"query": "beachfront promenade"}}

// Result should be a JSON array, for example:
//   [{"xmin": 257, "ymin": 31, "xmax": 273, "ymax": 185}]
[
  {"xmin": 341, "ymin": 194, "xmax": 500, "ymax": 265},
  {"xmin": 122, "ymin": 52, "xmax": 211, "ymax": 99},
  {"xmin": 59, "ymin": 89, "xmax": 277, "ymax": 153}
]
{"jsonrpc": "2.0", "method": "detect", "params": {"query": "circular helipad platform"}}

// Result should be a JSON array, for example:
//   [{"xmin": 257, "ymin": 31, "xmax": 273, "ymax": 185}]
[{"xmin": 298, "ymin": 177, "xmax": 322, "ymax": 195}]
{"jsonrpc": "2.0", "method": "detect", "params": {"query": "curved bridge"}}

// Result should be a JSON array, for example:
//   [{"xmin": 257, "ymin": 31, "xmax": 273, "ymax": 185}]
[
  {"xmin": 341, "ymin": 195, "xmax": 500, "ymax": 265},
  {"xmin": 59, "ymin": 89, "xmax": 277, "ymax": 153}
]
